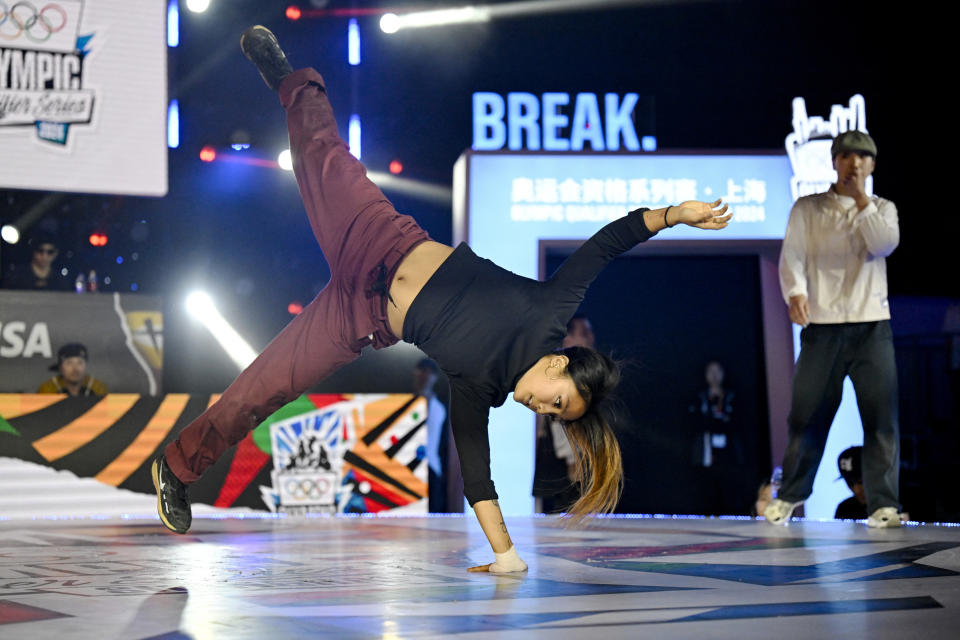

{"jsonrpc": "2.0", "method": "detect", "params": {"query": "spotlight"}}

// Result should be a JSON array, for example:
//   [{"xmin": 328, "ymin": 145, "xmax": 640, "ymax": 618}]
[
  {"xmin": 389, "ymin": 159, "xmax": 403, "ymax": 174},
  {"xmin": 89, "ymin": 232, "xmax": 108, "ymax": 247},
  {"xmin": 379, "ymin": 13, "xmax": 400, "ymax": 34},
  {"xmin": 286, "ymin": 5, "xmax": 302, "ymax": 20},
  {"xmin": 185, "ymin": 290, "xmax": 214, "ymax": 316},
  {"xmin": 1, "ymin": 224, "xmax": 19, "ymax": 244},
  {"xmin": 348, "ymin": 18, "xmax": 360, "ymax": 65},
  {"xmin": 168, "ymin": 100, "xmax": 180, "ymax": 149},
  {"xmin": 288, "ymin": 301, "xmax": 303, "ymax": 315},
  {"xmin": 185, "ymin": 290, "xmax": 258, "ymax": 369},
  {"xmin": 185, "ymin": 0, "xmax": 210, "ymax": 13},
  {"xmin": 199, "ymin": 146, "xmax": 216, "ymax": 162},
  {"xmin": 278, "ymin": 149, "xmax": 293, "ymax": 171},
  {"xmin": 167, "ymin": 0, "xmax": 180, "ymax": 47}
]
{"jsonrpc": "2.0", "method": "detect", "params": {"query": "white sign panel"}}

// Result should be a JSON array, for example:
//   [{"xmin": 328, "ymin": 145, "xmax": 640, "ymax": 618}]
[
  {"xmin": 0, "ymin": 0, "xmax": 167, "ymax": 196},
  {"xmin": 786, "ymin": 93, "xmax": 872, "ymax": 201}
]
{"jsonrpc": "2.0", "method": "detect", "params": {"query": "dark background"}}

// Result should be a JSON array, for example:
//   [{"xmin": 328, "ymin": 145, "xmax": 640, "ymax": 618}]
[
  {"xmin": 1, "ymin": 1, "xmax": 949, "ymax": 515},
  {"xmin": 545, "ymin": 250, "xmax": 770, "ymax": 515}
]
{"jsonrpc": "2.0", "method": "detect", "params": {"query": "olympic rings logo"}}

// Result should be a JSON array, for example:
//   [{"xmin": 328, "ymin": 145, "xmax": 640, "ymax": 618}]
[
  {"xmin": 0, "ymin": 2, "xmax": 68, "ymax": 43},
  {"xmin": 283, "ymin": 477, "xmax": 332, "ymax": 501}
]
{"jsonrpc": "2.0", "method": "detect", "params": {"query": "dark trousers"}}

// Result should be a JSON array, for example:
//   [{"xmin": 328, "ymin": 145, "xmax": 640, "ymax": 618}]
[
  {"xmin": 165, "ymin": 69, "xmax": 430, "ymax": 483},
  {"xmin": 778, "ymin": 321, "xmax": 900, "ymax": 514}
]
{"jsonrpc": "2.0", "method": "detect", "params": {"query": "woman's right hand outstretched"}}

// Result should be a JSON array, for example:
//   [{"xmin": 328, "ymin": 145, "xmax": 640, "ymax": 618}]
[{"xmin": 673, "ymin": 199, "xmax": 731, "ymax": 229}]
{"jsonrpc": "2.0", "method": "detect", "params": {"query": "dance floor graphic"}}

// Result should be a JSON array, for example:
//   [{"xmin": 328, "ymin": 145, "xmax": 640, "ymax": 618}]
[
  {"xmin": 0, "ymin": 516, "xmax": 959, "ymax": 638},
  {"xmin": 0, "ymin": 393, "xmax": 428, "ymax": 517}
]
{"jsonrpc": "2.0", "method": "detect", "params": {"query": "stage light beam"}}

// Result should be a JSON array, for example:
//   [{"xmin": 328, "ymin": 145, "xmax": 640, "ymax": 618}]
[
  {"xmin": 278, "ymin": 149, "xmax": 293, "ymax": 171},
  {"xmin": 185, "ymin": 291, "xmax": 258, "ymax": 369},
  {"xmin": 379, "ymin": 1, "xmax": 672, "ymax": 34},
  {"xmin": 380, "ymin": 6, "xmax": 491, "ymax": 32}
]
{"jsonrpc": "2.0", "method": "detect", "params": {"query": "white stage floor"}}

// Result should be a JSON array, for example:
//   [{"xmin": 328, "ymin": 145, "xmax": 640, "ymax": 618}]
[{"xmin": 1, "ymin": 514, "xmax": 959, "ymax": 639}]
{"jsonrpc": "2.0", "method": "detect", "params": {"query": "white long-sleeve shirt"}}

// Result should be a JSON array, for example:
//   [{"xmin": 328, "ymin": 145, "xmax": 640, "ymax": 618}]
[{"xmin": 779, "ymin": 188, "xmax": 899, "ymax": 324}]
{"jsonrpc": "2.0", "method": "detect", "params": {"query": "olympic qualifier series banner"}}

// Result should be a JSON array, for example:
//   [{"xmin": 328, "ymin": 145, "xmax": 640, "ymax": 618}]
[
  {"xmin": 0, "ymin": 0, "xmax": 167, "ymax": 195},
  {"xmin": 0, "ymin": 290, "xmax": 163, "ymax": 394},
  {"xmin": 0, "ymin": 393, "xmax": 429, "ymax": 518}
]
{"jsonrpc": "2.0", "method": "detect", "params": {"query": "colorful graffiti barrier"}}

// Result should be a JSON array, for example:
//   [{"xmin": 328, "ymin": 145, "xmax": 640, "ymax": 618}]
[{"xmin": 0, "ymin": 393, "xmax": 428, "ymax": 516}]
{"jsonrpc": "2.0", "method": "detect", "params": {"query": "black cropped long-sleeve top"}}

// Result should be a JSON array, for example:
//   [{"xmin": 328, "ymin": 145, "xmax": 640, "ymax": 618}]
[{"xmin": 402, "ymin": 208, "xmax": 654, "ymax": 505}]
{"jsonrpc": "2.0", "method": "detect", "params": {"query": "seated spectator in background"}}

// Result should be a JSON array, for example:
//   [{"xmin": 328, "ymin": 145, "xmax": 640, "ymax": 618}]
[
  {"xmin": 37, "ymin": 343, "xmax": 109, "ymax": 397},
  {"xmin": 4, "ymin": 232, "xmax": 71, "ymax": 291},
  {"xmin": 834, "ymin": 446, "xmax": 868, "ymax": 520}
]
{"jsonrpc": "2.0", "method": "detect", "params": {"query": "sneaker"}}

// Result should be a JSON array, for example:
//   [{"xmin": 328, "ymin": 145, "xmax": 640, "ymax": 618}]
[
  {"xmin": 151, "ymin": 455, "xmax": 192, "ymax": 534},
  {"xmin": 240, "ymin": 25, "xmax": 294, "ymax": 91},
  {"xmin": 764, "ymin": 498, "xmax": 802, "ymax": 525},
  {"xmin": 867, "ymin": 506, "xmax": 902, "ymax": 528}
]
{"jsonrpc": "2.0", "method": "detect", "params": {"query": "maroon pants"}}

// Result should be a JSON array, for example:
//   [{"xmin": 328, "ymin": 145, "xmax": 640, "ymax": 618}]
[{"xmin": 165, "ymin": 69, "xmax": 430, "ymax": 483}]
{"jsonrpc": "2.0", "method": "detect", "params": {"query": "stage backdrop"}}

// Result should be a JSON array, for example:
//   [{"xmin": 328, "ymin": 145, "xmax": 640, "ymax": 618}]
[
  {"xmin": 0, "ymin": 0, "xmax": 167, "ymax": 195},
  {"xmin": 453, "ymin": 150, "xmax": 795, "ymax": 516},
  {"xmin": 0, "ymin": 290, "xmax": 162, "ymax": 394},
  {"xmin": 0, "ymin": 393, "xmax": 428, "ymax": 518}
]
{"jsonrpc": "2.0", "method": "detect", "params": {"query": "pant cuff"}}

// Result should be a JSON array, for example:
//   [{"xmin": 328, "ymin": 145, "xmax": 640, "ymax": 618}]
[{"xmin": 279, "ymin": 68, "xmax": 326, "ymax": 107}]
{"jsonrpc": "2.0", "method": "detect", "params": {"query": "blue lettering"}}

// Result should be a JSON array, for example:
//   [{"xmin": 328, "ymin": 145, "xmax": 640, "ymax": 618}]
[
  {"xmin": 472, "ymin": 92, "xmax": 506, "ymax": 150},
  {"xmin": 604, "ymin": 93, "xmax": 640, "ymax": 151},
  {"xmin": 570, "ymin": 93, "xmax": 604, "ymax": 151},
  {"xmin": 472, "ymin": 91, "xmax": 641, "ymax": 151},
  {"xmin": 507, "ymin": 92, "xmax": 540, "ymax": 151},
  {"xmin": 542, "ymin": 92, "xmax": 570, "ymax": 151}
]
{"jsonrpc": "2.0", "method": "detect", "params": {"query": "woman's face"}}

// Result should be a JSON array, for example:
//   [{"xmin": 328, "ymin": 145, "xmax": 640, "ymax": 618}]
[
  {"xmin": 705, "ymin": 361, "xmax": 724, "ymax": 387},
  {"xmin": 514, "ymin": 356, "xmax": 587, "ymax": 421}
]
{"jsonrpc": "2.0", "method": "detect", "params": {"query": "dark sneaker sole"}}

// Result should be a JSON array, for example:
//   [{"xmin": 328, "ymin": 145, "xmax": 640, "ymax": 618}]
[
  {"xmin": 240, "ymin": 26, "xmax": 278, "ymax": 60},
  {"xmin": 152, "ymin": 458, "xmax": 188, "ymax": 534},
  {"xmin": 240, "ymin": 25, "xmax": 291, "ymax": 90}
]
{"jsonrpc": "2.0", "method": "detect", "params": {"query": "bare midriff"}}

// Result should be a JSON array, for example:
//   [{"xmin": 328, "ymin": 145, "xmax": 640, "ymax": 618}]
[{"xmin": 387, "ymin": 241, "xmax": 455, "ymax": 338}]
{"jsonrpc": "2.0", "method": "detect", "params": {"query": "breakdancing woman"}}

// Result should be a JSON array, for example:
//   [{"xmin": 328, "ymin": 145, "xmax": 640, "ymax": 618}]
[{"xmin": 152, "ymin": 26, "xmax": 731, "ymax": 573}]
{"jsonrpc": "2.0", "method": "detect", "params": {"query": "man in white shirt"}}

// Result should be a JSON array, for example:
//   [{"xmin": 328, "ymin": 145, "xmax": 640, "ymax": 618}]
[{"xmin": 765, "ymin": 130, "xmax": 902, "ymax": 528}]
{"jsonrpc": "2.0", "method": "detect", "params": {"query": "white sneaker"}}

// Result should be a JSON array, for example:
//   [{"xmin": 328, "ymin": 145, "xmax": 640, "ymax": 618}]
[
  {"xmin": 764, "ymin": 498, "xmax": 802, "ymax": 525},
  {"xmin": 867, "ymin": 507, "xmax": 902, "ymax": 528}
]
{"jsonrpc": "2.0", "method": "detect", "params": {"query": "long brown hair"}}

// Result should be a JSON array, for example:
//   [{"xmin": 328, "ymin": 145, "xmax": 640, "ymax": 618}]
[{"xmin": 558, "ymin": 346, "xmax": 623, "ymax": 522}]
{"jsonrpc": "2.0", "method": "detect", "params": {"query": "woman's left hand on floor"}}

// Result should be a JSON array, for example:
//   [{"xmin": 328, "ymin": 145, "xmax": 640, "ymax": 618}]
[{"xmin": 467, "ymin": 545, "xmax": 528, "ymax": 573}]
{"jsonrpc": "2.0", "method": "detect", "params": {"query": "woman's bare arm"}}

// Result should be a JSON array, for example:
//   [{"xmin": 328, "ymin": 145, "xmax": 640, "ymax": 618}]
[
  {"xmin": 473, "ymin": 499, "xmax": 513, "ymax": 552},
  {"xmin": 467, "ymin": 499, "xmax": 528, "ymax": 573}
]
